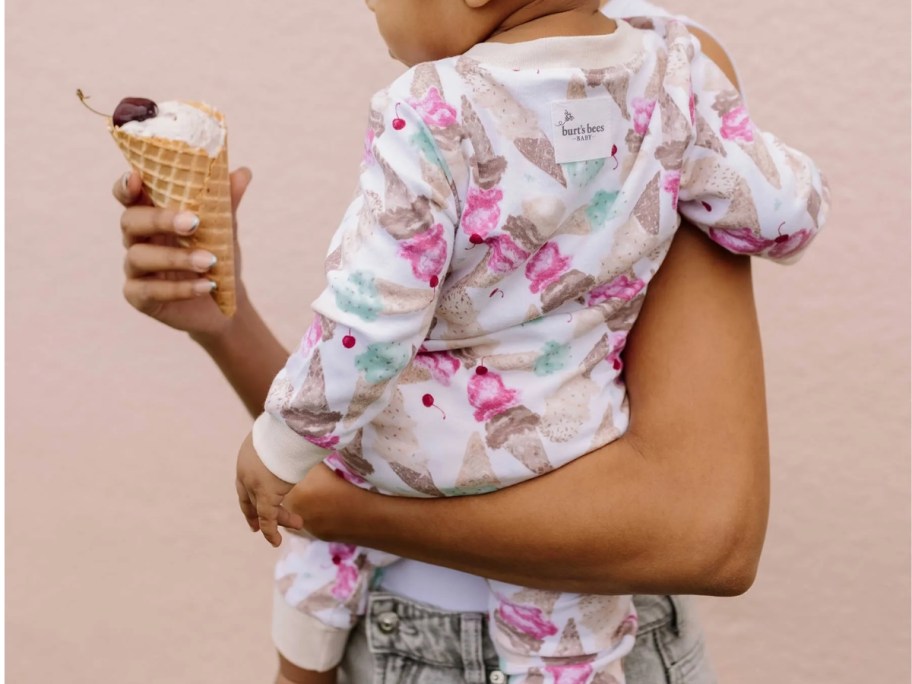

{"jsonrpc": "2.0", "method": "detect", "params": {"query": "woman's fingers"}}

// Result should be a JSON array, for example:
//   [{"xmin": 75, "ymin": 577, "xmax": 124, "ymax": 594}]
[
  {"xmin": 112, "ymin": 170, "xmax": 152, "ymax": 208},
  {"xmin": 120, "ymin": 206, "xmax": 199, "ymax": 247},
  {"xmin": 124, "ymin": 242, "xmax": 217, "ymax": 279},
  {"xmin": 123, "ymin": 276, "xmax": 217, "ymax": 313}
]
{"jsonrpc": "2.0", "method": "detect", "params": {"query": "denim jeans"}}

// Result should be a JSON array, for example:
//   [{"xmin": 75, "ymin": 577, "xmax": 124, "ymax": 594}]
[{"xmin": 338, "ymin": 592, "xmax": 717, "ymax": 683}]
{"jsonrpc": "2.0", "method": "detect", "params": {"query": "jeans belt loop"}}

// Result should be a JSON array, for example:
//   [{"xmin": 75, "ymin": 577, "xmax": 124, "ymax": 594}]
[{"xmin": 460, "ymin": 612, "xmax": 486, "ymax": 684}]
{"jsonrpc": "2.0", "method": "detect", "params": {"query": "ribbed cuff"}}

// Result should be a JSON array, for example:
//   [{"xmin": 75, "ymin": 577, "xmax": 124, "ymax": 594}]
[
  {"xmin": 252, "ymin": 412, "xmax": 331, "ymax": 484},
  {"xmin": 272, "ymin": 587, "xmax": 351, "ymax": 672}
]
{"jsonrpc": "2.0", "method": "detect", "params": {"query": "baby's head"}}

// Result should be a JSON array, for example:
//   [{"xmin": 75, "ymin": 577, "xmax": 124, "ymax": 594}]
[{"xmin": 365, "ymin": 0, "xmax": 603, "ymax": 66}]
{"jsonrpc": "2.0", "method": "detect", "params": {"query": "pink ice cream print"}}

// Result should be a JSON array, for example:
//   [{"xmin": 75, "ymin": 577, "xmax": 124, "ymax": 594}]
[
  {"xmin": 709, "ymin": 226, "xmax": 775, "ymax": 254},
  {"xmin": 324, "ymin": 452, "xmax": 371, "ymax": 486},
  {"xmin": 525, "ymin": 242, "xmax": 572, "ymax": 294},
  {"xmin": 632, "ymin": 97, "xmax": 657, "ymax": 135},
  {"xmin": 468, "ymin": 371, "xmax": 520, "ymax": 422},
  {"xmin": 398, "ymin": 223, "xmax": 448, "ymax": 284},
  {"xmin": 295, "ymin": 316, "xmax": 323, "ymax": 357},
  {"xmin": 606, "ymin": 332, "xmax": 628, "ymax": 372},
  {"xmin": 487, "ymin": 234, "xmax": 531, "ymax": 273},
  {"xmin": 689, "ymin": 88, "xmax": 696, "ymax": 124},
  {"xmin": 463, "ymin": 186, "xmax": 503, "ymax": 240},
  {"xmin": 587, "ymin": 275, "xmax": 646, "ymax": 306},
  {"xmin": 720, "ymin": 105, "xmax": 755, "ymax": 143},
  {"xmin": 328, "ymin": 542, "xmax": 357, "ymax": 564},
  {"xmin": 496, "ymin": 598, "xmax": 559, "ymax": 641},
  {"xmin": 544, "ymin": 663, "xmax": 595, "ymax": 684},
  {"xmin": 409, "ymin": 86, "xmax": 458, "ymax": 128},
  {"xmin": 303, "ymin": 433, "xmax": 341, "ymax": 450},
  {"xmin": 663, "ymin": 170, "xmax": 681, "ymax": 210},
  {"xmin": 412, "ymin": 351, "xmax": 461, "ymax": 386},
  {"xmin": 330, "ymin": 561, "xmax": 360, "ymax": 602}
]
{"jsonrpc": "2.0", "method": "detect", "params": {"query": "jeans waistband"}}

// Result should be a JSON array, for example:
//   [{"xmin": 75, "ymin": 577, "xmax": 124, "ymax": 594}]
[{"xmin": 366, "ymin": 592, "xmax": 499, "ymax": 675}]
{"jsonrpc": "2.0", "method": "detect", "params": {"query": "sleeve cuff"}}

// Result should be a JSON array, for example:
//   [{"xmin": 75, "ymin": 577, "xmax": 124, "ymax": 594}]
[
  {"xmin": 252, "ymin": 412, "xmax": 333, "ymax": 484},
  {"xmin": 272, "ymin": 586, "xmax": 351, "ymax": 672}
]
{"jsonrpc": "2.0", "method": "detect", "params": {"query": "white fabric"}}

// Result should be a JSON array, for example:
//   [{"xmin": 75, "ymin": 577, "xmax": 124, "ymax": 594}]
[{"xmin": 378, "ymin": 0, "xmax": 743, "ymax": 614}]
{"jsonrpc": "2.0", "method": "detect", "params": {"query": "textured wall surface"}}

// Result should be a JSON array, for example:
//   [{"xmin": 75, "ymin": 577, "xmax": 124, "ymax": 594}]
[{"xmin": 6, "ymin": 1, "xmax": 909, "ymax": 682}]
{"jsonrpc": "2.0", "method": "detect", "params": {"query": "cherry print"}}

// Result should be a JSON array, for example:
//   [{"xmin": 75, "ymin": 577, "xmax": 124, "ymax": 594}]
[
  {"xmin": 392, "ymin": 103, "xmax": 406, "ymax": 130},
  {"xmin": 490, "ymin": 288, "xmax": 504, "ymax": 299},
  {"xmin": 469, "ymin": 233, "xmax": 484, "ymax": 245},
  {"xmin": 422, "ymin": 393, "xmax": 447, "ymax": 419},
  {"xmin": 331, "ymin": 555, "xmax": 342, "ymax": 565},
  {"xmin": 342, "ymin": 329, "xmax": 356, "ymax": 349},
  {"xmin": 701, "ymin": 201, "xmax": 712, "ymax": 212},
  {"xmin": 774, "ymin": 221, "xmax": 790, "ymax": 244},
  {"xmin": 610, "ymin": 144, "xmax": 619, "ymax": 170},
  {"xmin": 332, "ymin": 469, "xmax": 347, "ymax": 479},
  {"xmin": 429, "ymin": 275, "xmax": 440, "ymax": 288}
]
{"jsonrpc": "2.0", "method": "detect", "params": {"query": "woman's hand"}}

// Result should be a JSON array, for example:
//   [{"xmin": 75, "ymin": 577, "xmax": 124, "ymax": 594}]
[{"xmin": 112, "ymin": 167, "xmax": 253, "ymax": 340}]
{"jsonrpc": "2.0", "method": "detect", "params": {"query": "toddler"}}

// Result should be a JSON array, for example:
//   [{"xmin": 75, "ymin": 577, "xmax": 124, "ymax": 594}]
[{"xmin": 236, "ymin": 1, "xmax": 829, "ymax": 682}]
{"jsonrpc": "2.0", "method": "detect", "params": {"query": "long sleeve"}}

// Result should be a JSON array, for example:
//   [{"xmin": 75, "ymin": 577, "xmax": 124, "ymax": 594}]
[
  {"xmin": 676, "ymin": 37, "xmax": 830, "ymax": 264},
  {"xmin": 254, "ymin": 86, "xmax": 460, "ymax": 484}
]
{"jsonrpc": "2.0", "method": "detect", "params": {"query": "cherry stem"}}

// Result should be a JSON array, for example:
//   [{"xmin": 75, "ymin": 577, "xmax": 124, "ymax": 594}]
[
  {"xmin": 431, "ymin": 404, "xmax": 447, "ymax": 420},
  {"xmin": 611, "ymin": 156, "xmax": 619, "ymax": 170},
  {"xmin": 777, "ymin": 221, "xmax": 787, "ymax": 237},
  {"xmin": 76, "ymin": 89, "xmax": 109, "ymax": 118}
]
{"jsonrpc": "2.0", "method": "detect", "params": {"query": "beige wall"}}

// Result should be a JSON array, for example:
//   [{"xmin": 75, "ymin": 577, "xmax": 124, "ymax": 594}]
[{"xmin": 6, "ymin": 1, "xmax": 909, "ymax": 681}]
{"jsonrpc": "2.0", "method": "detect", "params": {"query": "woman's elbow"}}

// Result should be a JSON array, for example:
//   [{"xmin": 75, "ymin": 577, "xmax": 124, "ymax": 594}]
[{"xmin": 690, "ymin": 478, "xmax": 769, "ymax": 596}]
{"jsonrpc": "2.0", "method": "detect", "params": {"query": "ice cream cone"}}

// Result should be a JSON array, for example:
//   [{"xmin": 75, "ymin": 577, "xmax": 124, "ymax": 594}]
[{"xmin": 109, "ymin": 102, "xmax": 236, "ymax": 316}]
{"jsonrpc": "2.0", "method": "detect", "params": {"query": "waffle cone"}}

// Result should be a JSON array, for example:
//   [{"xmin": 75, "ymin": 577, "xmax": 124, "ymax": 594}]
[{"xmin": 109, "ymin": 102, "xmax": 236, "ymax": 316}]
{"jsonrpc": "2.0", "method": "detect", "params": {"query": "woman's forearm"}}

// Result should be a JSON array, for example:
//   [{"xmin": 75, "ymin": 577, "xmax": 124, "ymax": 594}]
[
  {"xmin": 191, "ymin": 295, "xmax": 290, "ymax": 418},
  {"xmin": 300, "ymin": 224, "xmax": 770, "ymax": 596}
]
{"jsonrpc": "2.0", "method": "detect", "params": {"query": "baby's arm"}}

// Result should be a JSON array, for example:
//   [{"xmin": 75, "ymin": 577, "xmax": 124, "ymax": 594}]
[
  {"xmin": 676, "ymin": 26, "xmax": 830, "ymax": 262},
  {"xmin": 252, "ymin": 82, "xmax": 460, "ymax": 486}
]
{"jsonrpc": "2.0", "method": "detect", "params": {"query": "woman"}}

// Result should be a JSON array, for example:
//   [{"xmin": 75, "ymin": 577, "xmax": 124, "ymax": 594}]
[{"xmin": 112, "ymin": 7, "xmax": 768, "ymax": 683}]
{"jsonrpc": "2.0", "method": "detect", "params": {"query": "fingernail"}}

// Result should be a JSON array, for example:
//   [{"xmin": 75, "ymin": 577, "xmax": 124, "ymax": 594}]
[
  {"xmin": 190, "ymin": 250, "xmax": 218, "ymax": 272},
  {"xmin": 194, "ymin": 280, "xmax": 217, "ymax": 295},
  {"xmin": 174, "ymin": 212, "xmax": 200, "ymax": 235},
  {"xmin": 121, "ymin": 172, "xmax": 131, "ymax": 194}
]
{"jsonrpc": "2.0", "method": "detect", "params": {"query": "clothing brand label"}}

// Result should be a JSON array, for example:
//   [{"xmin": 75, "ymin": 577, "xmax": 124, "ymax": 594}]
[{"xmin": 550, "ymin": 97, "xmax": 618, "ymax": 164}]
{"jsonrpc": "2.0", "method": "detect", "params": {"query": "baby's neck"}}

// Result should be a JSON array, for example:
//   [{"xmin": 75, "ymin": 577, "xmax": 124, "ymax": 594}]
[{"xmin": 486, "ymin": 1, "xmax": 616, "ymax": 44}]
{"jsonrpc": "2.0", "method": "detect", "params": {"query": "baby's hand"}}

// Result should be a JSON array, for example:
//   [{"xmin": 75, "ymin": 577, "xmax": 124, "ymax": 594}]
[{"xmin": 235, "ymin": 430, "xmax": 304, "ymax": 547}]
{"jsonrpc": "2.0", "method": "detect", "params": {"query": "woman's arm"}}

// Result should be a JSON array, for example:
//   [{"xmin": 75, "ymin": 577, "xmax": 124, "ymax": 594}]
[{"xmin": 288, "ymin": 222, "xmax": 770, "ymax": 597}]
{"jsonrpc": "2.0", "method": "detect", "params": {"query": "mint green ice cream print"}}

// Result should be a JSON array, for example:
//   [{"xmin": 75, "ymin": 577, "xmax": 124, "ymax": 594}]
[
  {"xmin": 534, "ymin": 341, "xmax": 571, "ymax": 376},
  {"xmin": 411, "ymin": 128, "xmax": 448, "ymax": 175},
  {"xmin": 356, "ymin": 342, "xmax": 411, "ymax": 384},
  {"xmin": 587, "ymin": 190, "xmax": 619, "ymax": 231},
  {"xmin": 335, "ymin": 271, "xmax": 382, "ymax": 322},
  {"xmin": 565, "ymin": 159, "xmax": 606, "ymax": 188}
]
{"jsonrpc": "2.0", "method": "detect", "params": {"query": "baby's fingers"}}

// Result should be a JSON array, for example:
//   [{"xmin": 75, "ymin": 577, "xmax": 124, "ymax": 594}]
[
  {"xmin": 255, "ymin": 498, "xmax": 284, "ymax": 548},
  {"xmin": 235, "ymin": 478, "xmax": 259, "ymax": 533}
]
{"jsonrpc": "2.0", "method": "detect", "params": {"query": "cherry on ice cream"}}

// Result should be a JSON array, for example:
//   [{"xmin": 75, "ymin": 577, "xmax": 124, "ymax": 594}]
[
  {"xmin": 112, "ymin": 97, "xmax": 159, "ymax": 127},
  {"xmin": 76, "ymin": 90, "xmax": 159, "ymax": 128}
]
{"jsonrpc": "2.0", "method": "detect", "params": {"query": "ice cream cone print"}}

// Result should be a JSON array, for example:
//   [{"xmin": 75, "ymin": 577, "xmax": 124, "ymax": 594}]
[
  {"xmin": 632, "ymin": 172, "xmax": 662, "ymax": 234},
  {"xmin": 485, "ymin": 406, "xmax": 553, "ymax": 475},
  {"xmin": 454, "ymin": 432, "xmax": 501, "ymax": 494},
  {"xmin": 585, "ymin": 65, "xmax": 633, "ymax": 118},
  {"xmin": 336, "ymin": 430, "xmax": 375, "ymax": 479},
  {"xmin": 461, "ymin": 96, "xmax": 508, "ymax": 189},
  {"xmin": 578, "ymin": 594, "xmax": 631, "ymax": 645},
  {"xmin": 541, "ymin": 375, "xmax": 599, "ymax": 442},
  {"xmin": 541, "ymin": 269, "xmax": 596, "ymax": 314},
  {"xmin": 456, "ymin": 57, "xmax": 566, "ymax": 187},
  {"xmin": 274, "ymin": 350, "xmax": 344, "ymax": 438},
  {"xmin": 566, "ymin": 73, "xmax": 587, "ymax": 100}
]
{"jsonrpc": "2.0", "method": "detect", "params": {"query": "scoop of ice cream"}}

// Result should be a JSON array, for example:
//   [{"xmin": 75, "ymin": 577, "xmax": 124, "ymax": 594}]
[{"xmin": 119, "ymin": 101, "xmax": 226, "ymax": 157}]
